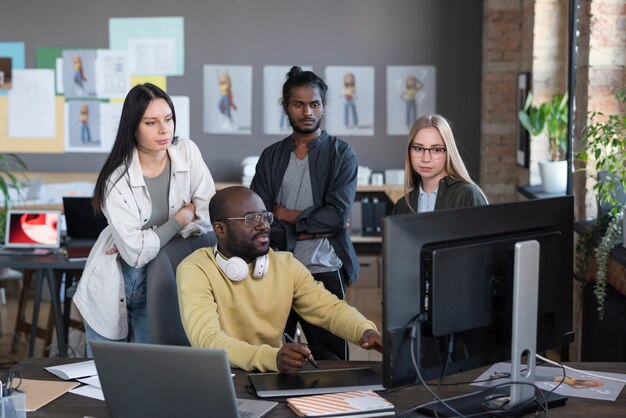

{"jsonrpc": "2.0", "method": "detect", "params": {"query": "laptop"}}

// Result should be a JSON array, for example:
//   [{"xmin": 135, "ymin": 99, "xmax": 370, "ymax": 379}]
[
  {"xmin": 62, "ymin": 196, "xmax": 107, "ymax": 240},
  {"xmin": 0, "ymin": 210, "xmax": 61, "ymax": 255},
  {"xmin": 91, "ymin": 341, "xmax": 278, "ymax": 418}
]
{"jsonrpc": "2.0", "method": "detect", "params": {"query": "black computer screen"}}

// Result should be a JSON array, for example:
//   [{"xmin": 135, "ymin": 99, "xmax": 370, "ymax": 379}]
[{"xmin": 382, "ymin": 196, "xmax": 574, "ymax": 389}]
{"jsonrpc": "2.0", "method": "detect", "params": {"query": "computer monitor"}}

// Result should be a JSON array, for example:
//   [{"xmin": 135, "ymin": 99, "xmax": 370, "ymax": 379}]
[{"xmin": 382, "ymin": 196, "xmax": 574, "ymax": 392}]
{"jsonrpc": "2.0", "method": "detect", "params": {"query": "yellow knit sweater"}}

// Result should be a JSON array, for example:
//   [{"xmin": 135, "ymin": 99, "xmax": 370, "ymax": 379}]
[{"xmin": 176, "ymin": 248, "xmax": 377, "ymax": 372}]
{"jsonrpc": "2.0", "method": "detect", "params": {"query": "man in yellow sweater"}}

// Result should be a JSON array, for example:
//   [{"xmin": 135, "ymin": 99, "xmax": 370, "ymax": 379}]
[{"xmin": 176, "ymin": 186, "xmax": 382, "ymax": 373}]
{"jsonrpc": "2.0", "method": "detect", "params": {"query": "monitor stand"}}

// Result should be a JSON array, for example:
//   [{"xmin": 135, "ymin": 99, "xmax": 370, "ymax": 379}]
[{"xmin": 419, "ymin": 240, "xmax": 568, "ymax": 417}]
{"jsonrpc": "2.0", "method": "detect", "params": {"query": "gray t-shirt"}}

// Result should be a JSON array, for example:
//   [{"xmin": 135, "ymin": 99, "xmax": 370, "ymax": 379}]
[
  {"xmin": 277, "ymin": 152, "xmax": 341, "ymax": 273},
  {"xmin": 143, "ymin": 158, "xmax": 182, "ymax": 247}
]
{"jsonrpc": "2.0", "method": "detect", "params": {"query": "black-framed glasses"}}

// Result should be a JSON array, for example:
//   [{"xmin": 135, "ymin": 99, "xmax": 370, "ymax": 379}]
[
  {"xmin": 408, "ymin": 145, "xmax": 447, "ymax": 159},
  {"xmin": 219, "ymin": 211, "xmax": 274, "ymax": 227}
]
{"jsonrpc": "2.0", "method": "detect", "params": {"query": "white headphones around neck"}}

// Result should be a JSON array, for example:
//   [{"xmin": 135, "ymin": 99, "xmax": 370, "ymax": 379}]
[{"xmin": 214, "ymin": 246, "xmax": 269, "ymax": 281}]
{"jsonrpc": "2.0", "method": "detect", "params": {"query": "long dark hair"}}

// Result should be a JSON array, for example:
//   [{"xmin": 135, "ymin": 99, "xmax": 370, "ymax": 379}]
[
  {"xmin": 281, "ymin": 66, "xmax": 328, "ymax": 110},
  {"xmin": 92, "ymin": 83, "xmax": 176, "ymax": 214}
]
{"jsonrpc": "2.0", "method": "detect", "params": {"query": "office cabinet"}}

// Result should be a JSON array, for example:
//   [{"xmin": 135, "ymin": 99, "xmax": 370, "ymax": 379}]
[{"xmin": 354, "ymin": 255, "xmax": 380, "ymax": 288}]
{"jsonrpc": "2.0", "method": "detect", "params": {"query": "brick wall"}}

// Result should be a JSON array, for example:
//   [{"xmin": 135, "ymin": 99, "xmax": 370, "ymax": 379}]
[
  {"xmin": 480, "ymin": 0, "xmax": 570, "ymax": 200},
  {"xmin": 480, "ymin": 0, "xmax": 534, "ymax": 203},
  {"xmin": 573, "ymin": 0, "xmax": 626, "ymax": 221}
]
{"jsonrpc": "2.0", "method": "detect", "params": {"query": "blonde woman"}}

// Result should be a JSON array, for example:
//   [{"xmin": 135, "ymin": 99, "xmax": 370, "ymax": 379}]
[{"xmin": 391, "ymin": 114, "xmax": 487, "ymax": 214}]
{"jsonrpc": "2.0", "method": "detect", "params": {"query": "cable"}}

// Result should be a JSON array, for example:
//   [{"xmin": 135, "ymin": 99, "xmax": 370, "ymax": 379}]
[
  {"xmin": 433, "ymin": 335, "xmax": 454, "ymax": 418},
  {"xmin": 399, "ymin": 381, "xmax": 549, "ymax": 418},
  {"xmin": 536, "ymin": 353, "xmax": 626, "ymax": 383},
  {"xmin": 408, "ymin": 318, "xmax": 467, "ymax": 417}
]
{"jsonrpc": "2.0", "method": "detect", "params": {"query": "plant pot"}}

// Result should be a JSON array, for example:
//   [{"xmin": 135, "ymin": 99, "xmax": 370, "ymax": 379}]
[{"xmin": 538, "ymin": 160, "xmax": 567, "ymax": 193}]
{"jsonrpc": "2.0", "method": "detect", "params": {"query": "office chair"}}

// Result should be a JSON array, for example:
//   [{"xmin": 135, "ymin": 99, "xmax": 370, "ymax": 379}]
[{"xmin": 147, "ymin": 232, "xmax": 216, "ymax": 345}]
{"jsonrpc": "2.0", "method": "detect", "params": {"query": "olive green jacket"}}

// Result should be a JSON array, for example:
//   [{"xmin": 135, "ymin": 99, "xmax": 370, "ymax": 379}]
[{"xmin": 391, "ymin": 176, "xmax": 487, "ymax": 215}]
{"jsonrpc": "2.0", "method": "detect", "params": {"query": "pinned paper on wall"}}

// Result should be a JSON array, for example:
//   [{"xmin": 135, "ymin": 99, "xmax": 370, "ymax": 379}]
[
  {"xmin": 128, "ymin": 38, "xmax": 175, "ymax": 76},
  {"xmin": 96, "ymin": 50, "xmax": 130, "ymax": 98},
  {"xmin": 203, "ymin": 65, "xmax": 252, "ymax": 135},
  {"xmin": 325, "ymin": 66, "xmax": 375, "ymax": 137},
  {"xmin": 8, "ymin": 69, "xmax": 56, "ymax": 138},
  {"xmin": 99, "ymin": 102, "xmax": 123, "ymax": 151},
  {"xmin": 64, "ymin": 101, "xmax": 121, "ymax": 153},
  {"xmin": 386, "ymin": 65, "xmax": 436, "ymax": 136},
  {"xmin": 35, "ymin": 47, "xmax": 64, "ymax": 95},
  {"xmin": 171, "ymin": 96, "xmax": 190, "ymax": 140},
  {"xmin": 0, "ymin": 42, "xmax": 25, "ymax": 95},
  {"xmin": 62, "ymin": 50, "xmax": 97, "ymax": 99},
  {"xmin": 0, "ymin": 96, "xmax": 65, "ymax": 153},
  {"xmin": 109, "ymin": 17, "xmax": 184, "ymax": 76},
  {"xmin": 130, "ymin": 75, "xmax": 167, "ymax": 91}
]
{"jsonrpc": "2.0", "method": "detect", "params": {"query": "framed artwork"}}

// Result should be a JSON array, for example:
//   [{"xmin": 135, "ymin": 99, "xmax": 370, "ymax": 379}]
[{"xmin": 516, "ymin": 72, "xmax": 531, "ymax": 168}]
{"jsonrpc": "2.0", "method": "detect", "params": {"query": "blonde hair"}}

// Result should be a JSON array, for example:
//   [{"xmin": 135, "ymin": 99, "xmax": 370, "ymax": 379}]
[{"xmin": 403, "ymin": 114, "xmax": 487, "ymax": 211}]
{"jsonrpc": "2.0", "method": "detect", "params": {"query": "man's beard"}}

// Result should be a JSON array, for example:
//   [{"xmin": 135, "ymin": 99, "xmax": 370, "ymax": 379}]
[
  {"xmin": 225, "ymin": 231, "xmax": 269, "ymax": 262},
  {"xmin": 289, "ymin": 114, "xmax": 322, "ymax": 134}
]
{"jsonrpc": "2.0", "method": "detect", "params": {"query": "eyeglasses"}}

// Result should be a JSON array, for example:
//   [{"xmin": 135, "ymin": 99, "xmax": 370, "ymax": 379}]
[
  {"xmin": 408, "ymin": 145, "xmax": 447, "ymax": 159},
  {"xmin": 219, "ymin": 211, "xmax": 274, "ymax": 227}
]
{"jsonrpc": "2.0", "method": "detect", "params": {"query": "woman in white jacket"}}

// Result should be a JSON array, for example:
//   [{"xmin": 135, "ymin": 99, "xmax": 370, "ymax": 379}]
[{"xmin": 74, "ymin": 83, "xmax": 215, "ymax": 355}]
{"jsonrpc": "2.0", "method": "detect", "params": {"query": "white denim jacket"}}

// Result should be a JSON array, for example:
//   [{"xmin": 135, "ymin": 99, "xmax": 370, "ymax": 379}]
[{"xmin": 73, "ymin": 138, "xmax": 215, "ymax": 340}]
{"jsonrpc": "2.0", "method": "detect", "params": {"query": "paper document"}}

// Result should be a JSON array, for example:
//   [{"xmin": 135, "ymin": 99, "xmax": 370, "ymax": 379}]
[
  {"xmin": 19, "ymin": 379, "xmax": 80, "ymax": 411},
  {"xmin": 78, "ymin": 375, "xmax": 101, "ymax": 389},
  {"xmin": 473, "ymin": 362, "xmax": 626, "ymax": 401},
  {"xmin": 70, "ymin": 385, "xmax": 105, "ymax": 401},
  {"xmin": 45, "ymin": 360, "xmax": 97, "ymax": 380}
]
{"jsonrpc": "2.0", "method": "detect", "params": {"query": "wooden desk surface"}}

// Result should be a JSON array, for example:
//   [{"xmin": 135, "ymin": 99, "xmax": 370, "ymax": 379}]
[{"xmin": 13, "ymin": 357, "xmax": 626, "ymax": 417}]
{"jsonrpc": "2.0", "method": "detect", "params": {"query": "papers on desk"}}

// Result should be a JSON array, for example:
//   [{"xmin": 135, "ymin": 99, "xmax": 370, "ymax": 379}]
[
  {"xmin": 19, "ymin": 378, "xmax": 80, "ymax": 411},
  {"xmin": 45, "ymin": 360, "xmax": 97, "ymax": 380},
  {"xmin": 70, "ymin": 384, "xmax": 105, "ymax": 401},
  {"xmin": 78, "ymin": 375, "xmax": 101, "ymax": 389},
  {"xmin": 472, "ymin": 362, "xmax": 626, "ymax": 401},
  {"xmin": 44, "ymin": 360, "xmax": 105, "ymax": 401}
]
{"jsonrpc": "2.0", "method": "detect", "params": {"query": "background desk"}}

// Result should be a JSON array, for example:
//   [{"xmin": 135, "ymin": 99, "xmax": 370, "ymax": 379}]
[
  {"xmin": 0, "ymin": 253, "xmax": 85, "ymax": 357},
  {"xmin": 13, "ymin": 358, "xmax": 626, "ymax": 417}
]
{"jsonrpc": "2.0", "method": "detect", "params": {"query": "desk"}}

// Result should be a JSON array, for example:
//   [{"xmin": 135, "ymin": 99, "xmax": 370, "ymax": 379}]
[
  {"xmin": 0, "ymin": 252, "xmax": 85, "ymax": 357},
  {"xmin": 13, "ymin": 358, "xmax": 626, "ymax": 417}
]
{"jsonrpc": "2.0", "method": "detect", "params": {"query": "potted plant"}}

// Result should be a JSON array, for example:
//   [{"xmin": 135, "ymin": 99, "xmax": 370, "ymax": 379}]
[
  {"xmin": 0, "ymin": 153, "xmax": 28, "ymax": 241},
  {"xmin": 576, "ymin": 87, "xmax": 626, "ymax": 318},
  {"xmin": 518, "ymin": 92, "xmax": 569, "ymax": 193}
]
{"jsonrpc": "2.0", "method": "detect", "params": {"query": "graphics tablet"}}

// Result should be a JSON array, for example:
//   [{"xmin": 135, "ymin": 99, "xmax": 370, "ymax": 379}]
[{"xmin": 248, "ymin": 367, "xmax": 384, "ymax": 397}]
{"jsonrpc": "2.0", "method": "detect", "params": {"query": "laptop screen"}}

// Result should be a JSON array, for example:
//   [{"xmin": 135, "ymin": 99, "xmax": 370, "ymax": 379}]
[{"xmin": 4, "ymin": 210, "xmax": 62, "ymax": 248}]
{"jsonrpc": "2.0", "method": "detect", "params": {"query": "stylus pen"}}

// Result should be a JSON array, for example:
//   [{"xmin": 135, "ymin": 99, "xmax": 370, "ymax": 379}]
[{"xmin": 283, "ymin": 332, "xmax": 320, "ymax": 368}]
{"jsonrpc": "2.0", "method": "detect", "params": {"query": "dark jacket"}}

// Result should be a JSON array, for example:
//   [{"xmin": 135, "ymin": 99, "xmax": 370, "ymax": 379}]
[
  {"xmin": 250, "ymin": 131, "xmax": 360, "ymax": 284},
  {"xmin": 391, "ymin": 175, "xmax": 487, "ymax": 215}
]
